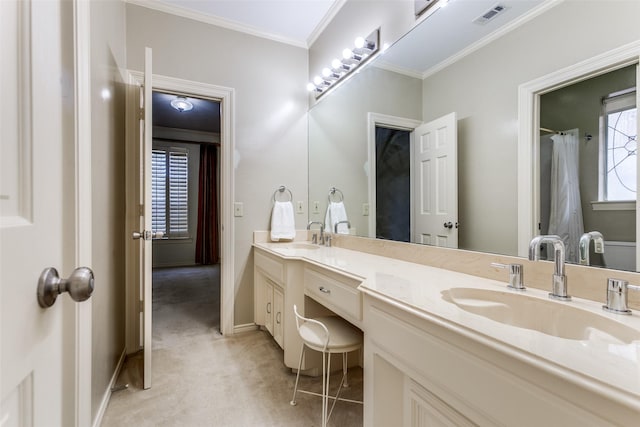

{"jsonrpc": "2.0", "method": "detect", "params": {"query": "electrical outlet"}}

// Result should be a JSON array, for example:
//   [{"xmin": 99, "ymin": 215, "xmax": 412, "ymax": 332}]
[
  {"xmin": 234, "ymin": 202, "xmax": 243, "ymax": 217},
  {"xmin": 296, "ymin": 201, "xmax": 304, "ymax": 214},
  {"xmin": 362, "ymin": 203, "xmax": 369, "ymax": 216},
  {"xmin": 312, "ymin": 201, "xmax": 320, "ymax": 214}
]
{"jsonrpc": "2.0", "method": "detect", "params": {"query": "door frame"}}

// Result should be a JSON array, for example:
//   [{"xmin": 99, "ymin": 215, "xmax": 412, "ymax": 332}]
[
  {"xmin": 517, "ymin": 40, "xmax": 640, "ymax": 268},
  {"xmin": 367, "ymin": 113, "xmax": 422, "ymax": 239},
  {"xmin": 72, "ymin": 0, "xmax": 92, "ymax": 425},
  {"xmin": 125, "ymin": 71, "xmax": 236, "ymax": 353}
]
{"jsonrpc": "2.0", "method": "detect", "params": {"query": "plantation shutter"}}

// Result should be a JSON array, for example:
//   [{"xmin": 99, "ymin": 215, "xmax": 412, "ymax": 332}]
[
  {"xmin": 168, "ymin": 150, "xmax": 189, "ymax": 236},
  {"xmin": 151, "ymin": 147, "xmax": 189, "ymax": 237},
  {"xmin": 152, "ymin": 149, "xmax": 167, "ymax": 234}
]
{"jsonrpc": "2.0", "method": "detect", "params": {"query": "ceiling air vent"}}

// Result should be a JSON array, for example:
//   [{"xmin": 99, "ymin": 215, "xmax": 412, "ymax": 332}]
[{"xmin": 473, "ymin": 4, "xmax": 508, "ymax": 25}]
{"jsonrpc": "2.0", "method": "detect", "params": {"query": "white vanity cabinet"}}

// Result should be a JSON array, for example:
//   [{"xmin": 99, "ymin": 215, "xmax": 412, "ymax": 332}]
[
  {"xmin": 304, "ymin": 264, "xmax": 363, "ymax": 329},
  {"xmin": 362, "ymin": 292, "xmax": 640, "ymax": 427},
  {"xmin": 254, "ymin": 247, "xmax": 310, "ymax": 369}
]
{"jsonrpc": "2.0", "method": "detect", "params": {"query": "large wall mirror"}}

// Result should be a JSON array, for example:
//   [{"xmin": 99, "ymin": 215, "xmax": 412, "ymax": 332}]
[{"xmin": 308, "ymin": 0, "xmax": 640, "ymax": 271}]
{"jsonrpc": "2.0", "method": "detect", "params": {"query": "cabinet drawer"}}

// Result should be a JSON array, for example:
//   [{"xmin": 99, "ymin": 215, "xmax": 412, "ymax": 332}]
[
  {"xmin": 305, "ymin": 267, "xmax": 361, "ymax": 323},
  {"xmin": 255, "ymin": 249, "xmax": 284, "ymax": 284}
]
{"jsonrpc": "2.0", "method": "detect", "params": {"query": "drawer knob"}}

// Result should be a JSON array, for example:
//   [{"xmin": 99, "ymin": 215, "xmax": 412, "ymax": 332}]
[{"xmin": 319, "ymin": 286, "xmax": 331, "ymax": 294}]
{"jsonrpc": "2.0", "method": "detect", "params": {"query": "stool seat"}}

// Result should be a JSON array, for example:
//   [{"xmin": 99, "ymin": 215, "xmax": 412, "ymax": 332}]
[
  {"xmin": 290, "ymin": 305, "xmax": 363, "ymax": 427},
  {"xmin": 298, "ymin": 315, "xmax": 362, "ymax": 354}
]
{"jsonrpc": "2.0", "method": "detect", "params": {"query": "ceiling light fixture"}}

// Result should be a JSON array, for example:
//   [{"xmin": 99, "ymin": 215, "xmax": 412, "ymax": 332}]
[
  {"xmin": 170, "ymin": 96, "xmax": 193, "ymax": 112},
  {"xmin": 307, "ymin": 28, "xmax": 380, "ymax": 99}
]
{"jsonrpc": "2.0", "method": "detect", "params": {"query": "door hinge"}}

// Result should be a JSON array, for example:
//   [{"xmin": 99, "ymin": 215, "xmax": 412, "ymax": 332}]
[
  {"xmin": 139, "ymin": 204, "xmax": 144, "ymax": 216},
  {"xmin": 139, "ymin": 108, "xmax": 144, "ymax": 119},
  {"xmin": 139, "ymin": 299, "xmax": 144, "ymax": 313}
]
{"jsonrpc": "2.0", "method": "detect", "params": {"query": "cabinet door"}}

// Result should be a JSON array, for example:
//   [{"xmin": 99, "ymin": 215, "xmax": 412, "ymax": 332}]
[
  {"xmin": 273, "ymin": 285, "xmax": 284, "ymax": 349},
  {"xmin": 265, "ymin": 279, "xmax": 274, "ymax": 335},
  {"xmin": 404, "ymin": 379, "xmax": 476, "ymax": 427}
]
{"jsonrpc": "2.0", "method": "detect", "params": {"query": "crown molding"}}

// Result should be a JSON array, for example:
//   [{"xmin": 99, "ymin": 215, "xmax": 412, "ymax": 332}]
[
  {"xmin": 421, "ymin": 0, "xmax": 563, "ymax": 80},
  {"xmin": 126, "ymin": 0, "xmax": 308, "ymax": 48},
  {"xmin": 374, "ymin": 60, "xmax": 424, "ymax": 80},
  {"xmin": 306, "ymin": 0, "xmax": 348, "ymax": 48}
]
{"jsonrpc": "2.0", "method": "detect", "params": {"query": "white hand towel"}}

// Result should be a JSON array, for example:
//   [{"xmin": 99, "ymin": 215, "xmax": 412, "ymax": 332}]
[
  {"xmin": 325, "ymin": 201, "xmax": 349, "ymax": 234},
  {"xmin": 270, "ymin": 201, "xmax": 296, "ymax": 241}
]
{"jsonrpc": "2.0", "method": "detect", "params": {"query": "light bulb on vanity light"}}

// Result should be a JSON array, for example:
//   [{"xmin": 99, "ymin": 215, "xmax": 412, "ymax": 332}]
[
  {"xmin": 313, "ymin": 75, "xmax": 323, "ymax": 86},
  {"xmin": 331, "ymin": 58, "xmax": 342, "ymax": 69},
  {"xmin": 322, "ymin": 68, "xmax": 332, "ymax": 77},
  {"xmin": 306, "ymin": 82, "xmax": 316, "ymax": 92},
  {"xmin": 354, "ymin": 36, "xmax": 365, "ymax": 49}
]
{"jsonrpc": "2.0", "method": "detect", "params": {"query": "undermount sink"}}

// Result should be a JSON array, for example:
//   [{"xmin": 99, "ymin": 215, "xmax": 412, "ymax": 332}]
[{"xmin": 441, "ymin": 287, "xmax": 640, "ymax": 344}]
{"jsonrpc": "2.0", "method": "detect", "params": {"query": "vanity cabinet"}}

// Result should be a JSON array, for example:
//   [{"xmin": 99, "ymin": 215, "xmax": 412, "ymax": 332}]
[
  {"xmin": 254, "ymin": 247, "xmax": 312, "ymax": 370},
  {"xmin": 304, "ymin": 264, "xmax": 362, "ymax": 329},
  {"xmin": 261, "ymin": 276, "xmax": 284, "ymax": 348},
  {"xmin": 363, "ymin": 292, "xmax": 639, "ymax": 427}
]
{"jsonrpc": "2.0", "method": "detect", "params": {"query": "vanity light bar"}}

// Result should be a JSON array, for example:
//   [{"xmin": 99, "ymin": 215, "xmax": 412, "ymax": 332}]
[{"xmin": 308, "ymin": 28, "xmax": 380, "ymax": 99}]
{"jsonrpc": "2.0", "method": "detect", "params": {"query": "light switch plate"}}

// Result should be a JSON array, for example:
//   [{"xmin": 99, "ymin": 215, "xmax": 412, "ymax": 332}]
[
  {"xmin": 296, "ymin": 201, "xmax": 304, "ymax": 214},
  {"xmin": 362, "ymin": 203, "xmax": 369, "ymax": 216},
  {"xmin": 312, "ymin": 201, "xmax": 320, "ymax": 214},
  {"xmin": 234, "ymin": 202, "xmax": 243, "ymax": 217}
]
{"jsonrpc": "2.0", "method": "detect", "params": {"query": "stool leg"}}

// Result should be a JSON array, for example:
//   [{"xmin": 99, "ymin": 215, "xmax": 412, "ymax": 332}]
[
  {"xmin": 290, "ymin": 343, "xmax": 305, "ymax": 406},
  {"xmin": 323, "ymin": 351, "xmax": 331, "ymax": 427},
  {"xmin": 342, "ymin": 352, "xmax": 350, "ymax": 388}
]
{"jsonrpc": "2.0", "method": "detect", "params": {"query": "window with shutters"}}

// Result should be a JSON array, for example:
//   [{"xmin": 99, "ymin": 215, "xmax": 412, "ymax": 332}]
[{"xmin": 152, "ymin": 147, "xmax": 189, "ymax": 238}]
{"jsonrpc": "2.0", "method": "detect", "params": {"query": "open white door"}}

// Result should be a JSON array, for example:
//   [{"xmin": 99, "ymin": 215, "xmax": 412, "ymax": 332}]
[
  {"xmin": 1, "ymin": 0, "xmax": 92, "ymax": 425},
  {"xmin": 131, "ymin": 47, "xmax": 154, "ymax": 390},
  {"xmin": 413, "ymin": 112, "xmax": 458, "ymax": 248}
]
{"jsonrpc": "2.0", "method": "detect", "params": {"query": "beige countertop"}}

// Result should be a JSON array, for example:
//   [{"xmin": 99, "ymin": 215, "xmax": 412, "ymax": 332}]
[{"xmin": 254, "ymin": 241, "xmax": 640, "ymax": 411}]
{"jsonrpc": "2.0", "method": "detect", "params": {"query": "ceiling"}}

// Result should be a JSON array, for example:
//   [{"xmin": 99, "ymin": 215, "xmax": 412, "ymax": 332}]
[
  {"xmin": 130, "ymin": 0, "xmax": 340, "ymax": 47},
  {"xmin": 153, "ymin": 92, "xmax": 221, "ymax": 134}
]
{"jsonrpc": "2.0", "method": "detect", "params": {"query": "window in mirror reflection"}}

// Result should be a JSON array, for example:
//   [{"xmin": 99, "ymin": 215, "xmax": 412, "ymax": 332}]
[{"xmin": 603, "ymin": 89, "xmax": 637, "ymax": 201}]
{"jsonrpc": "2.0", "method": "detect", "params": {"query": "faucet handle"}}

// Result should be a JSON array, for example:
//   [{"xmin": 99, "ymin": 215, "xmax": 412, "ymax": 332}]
[
  {"xmin": 490, "ymin": 262, "xmax": 526, "ymax": 291},
  {"xmin": 603, "ymin": 278, "xmax": 640, "ymax": 315}
]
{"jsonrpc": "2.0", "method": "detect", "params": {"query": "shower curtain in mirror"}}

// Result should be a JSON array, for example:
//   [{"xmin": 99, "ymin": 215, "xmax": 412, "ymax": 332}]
[{"xmin": 548, "ymin": 130, "xmax": 584, "ymax": 263}]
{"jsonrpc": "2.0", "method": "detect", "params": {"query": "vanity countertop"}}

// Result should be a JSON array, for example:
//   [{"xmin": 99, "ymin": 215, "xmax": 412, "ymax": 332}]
[{"xmin": 253, "ymin": 241, "xmax": 640, "ymax": 411}]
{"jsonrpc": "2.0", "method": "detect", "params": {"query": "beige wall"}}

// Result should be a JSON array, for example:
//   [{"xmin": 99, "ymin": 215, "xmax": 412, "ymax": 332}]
[
  {"xmin": 126, "ymin": 4, "xmax": 309, "ymax": 326},
  {"xmin": 90, "ymin": 0, "xmax": 127, "ymax": 422},
  {"xmin": 421, "ymin": 1, "xmax": 640, "ymax": 255}
]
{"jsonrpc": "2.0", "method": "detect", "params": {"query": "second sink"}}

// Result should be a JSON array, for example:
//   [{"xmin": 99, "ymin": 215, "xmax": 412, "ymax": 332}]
[{"xmin": 441, "ymin": 287, "xmax": 640, "ymax": 344}]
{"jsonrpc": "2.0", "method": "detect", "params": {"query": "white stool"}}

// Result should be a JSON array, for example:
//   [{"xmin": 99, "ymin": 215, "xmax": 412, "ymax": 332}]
[{"xmin": 289, "ymin": 304, "xmax": 362, "ymax": 427}]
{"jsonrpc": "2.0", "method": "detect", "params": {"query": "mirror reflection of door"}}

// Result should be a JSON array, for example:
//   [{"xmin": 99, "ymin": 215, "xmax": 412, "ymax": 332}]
[
  {"xmin": 539, "ymin": 64, "xmax": 637, "ymax": 270},
  {"xmin": 376, "ymin": 126, "xmax": 411, "ymax": 241}
]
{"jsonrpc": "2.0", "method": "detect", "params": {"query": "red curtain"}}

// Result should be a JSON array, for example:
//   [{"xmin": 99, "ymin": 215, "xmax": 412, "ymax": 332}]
[{"xmin": 195, "ymin": 144, "xmax": 219, "ymax": 264}]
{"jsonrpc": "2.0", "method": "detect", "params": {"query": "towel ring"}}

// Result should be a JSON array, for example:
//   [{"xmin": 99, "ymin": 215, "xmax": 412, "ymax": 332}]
[
  {"xmin": 328, "ymin": 187, "xmax": 344, "ymax": 203},
  {"xmin": 273, "ymin": 186, "xmax": 293, "ymax": 202}
]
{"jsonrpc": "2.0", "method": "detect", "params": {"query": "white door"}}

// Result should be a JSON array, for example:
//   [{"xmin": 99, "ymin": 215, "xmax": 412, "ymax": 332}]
[
  {"xmin": 1, "ymin": 0, "xmax": 92, "ymax": 426},
  {"xmin": 131, "ymin": 47, "xmax": 154, "ymax": 390},
  {"xmin": 412, "ymin": 112, "xmax": 458, "ymax": 248}
]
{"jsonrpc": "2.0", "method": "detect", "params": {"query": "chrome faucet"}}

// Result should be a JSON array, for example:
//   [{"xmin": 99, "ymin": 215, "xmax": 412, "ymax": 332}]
[
  {"xmin": 307, "ymin": 221, "xmax": 324, "ymax": 245},
  {"xmin": 528, "ymin": 235, "xmax": 571, "ymax": 301},
  {"xmin": 578, "ymin": 231, "xmax": 604, "ymax": 266},
  {"xmin": 603, "ymin": 278, "xmax": 640, "ymax": 314},
  {"xmin": 490, "ymin": 262, "xmax": 525, "ymax": 290},
  {"xmin": 334, "ymin": 220, "xmax": 351, "ymax": 234}
]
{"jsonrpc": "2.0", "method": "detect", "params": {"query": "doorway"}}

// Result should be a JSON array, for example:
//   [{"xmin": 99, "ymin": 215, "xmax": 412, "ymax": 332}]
[
  {"xmin": 517, "ymin": 41, "xmax": 640, "ymax": 269},
  {"xmin": 375, "ymin": 126, "xmax": 411, "ymax": 241},
  {"xmin": 125, "ymin": 70, "xmax": 236, "ymax": 368},
  {"xmin": 151, "ymin": 91, "xmax": 222, "ymax": 344}
]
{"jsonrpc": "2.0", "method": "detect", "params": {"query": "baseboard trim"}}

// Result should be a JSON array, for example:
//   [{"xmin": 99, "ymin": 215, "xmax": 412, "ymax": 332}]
[
  {"xmin": 92, "ymin": 348, "xmax": 126, "ymax": 427},
  {"xmin": 233, "ymin": 323, "xmax": 259, "ymax": 334}
]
